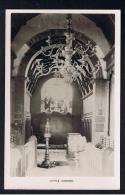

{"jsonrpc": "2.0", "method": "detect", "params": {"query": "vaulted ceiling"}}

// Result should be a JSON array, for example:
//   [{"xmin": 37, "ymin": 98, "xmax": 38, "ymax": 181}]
[
  {"xmin": 11, "ymin": 13, "xmax": 115, "ymax": 45},
  {"xmin": 11, "ymin": 13, "xmax": 114, "ymax": 97}
]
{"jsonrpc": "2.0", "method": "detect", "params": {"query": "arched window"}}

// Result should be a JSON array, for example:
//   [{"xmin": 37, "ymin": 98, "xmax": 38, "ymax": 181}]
[{"xmin": 41, "ymin": 78, "xmax": 73, "ymax": 114}]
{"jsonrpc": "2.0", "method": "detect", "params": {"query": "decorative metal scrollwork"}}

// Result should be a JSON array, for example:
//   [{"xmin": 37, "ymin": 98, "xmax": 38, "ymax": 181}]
[{"xmin": 26, "ymin": 15, "xmax": 101, "ymax": 96}]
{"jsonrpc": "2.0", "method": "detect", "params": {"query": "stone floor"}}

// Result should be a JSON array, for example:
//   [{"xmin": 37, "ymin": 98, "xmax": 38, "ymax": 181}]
[{"xmin": 26, "ymin": 143, "xmax": 114, "ymax": 177}]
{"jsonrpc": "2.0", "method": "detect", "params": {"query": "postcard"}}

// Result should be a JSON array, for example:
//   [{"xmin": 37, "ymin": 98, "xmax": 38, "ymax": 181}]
[{"xmin": 4, "ymin": 9, "xmax": 120, "ymax": 190}]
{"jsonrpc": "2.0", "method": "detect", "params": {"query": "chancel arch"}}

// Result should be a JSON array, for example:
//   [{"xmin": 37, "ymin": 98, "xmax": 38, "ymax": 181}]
[
  {"xmin": 10, "ymin": 12, "xmax": 115, "ymax": 176},
  {"xmin": 30, "ymin": 77, "xmax": 82, "ymax": 144},
  {"xmin": 12, "ymin": 14, "xmax": 112, "ymax": 142}
]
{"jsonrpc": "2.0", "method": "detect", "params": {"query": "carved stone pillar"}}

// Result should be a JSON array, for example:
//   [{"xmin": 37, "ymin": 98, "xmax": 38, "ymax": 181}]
[
  {"xmin": 12, "ymin": 76, "xmax": 25, "ymax": 145},
  {"xmin": 92, "ymin": 79, "xmax": 109, "ymax": 145},
  {"xmin": 24, "ymin": 80, "xmax": 32, "ymax": 143}
]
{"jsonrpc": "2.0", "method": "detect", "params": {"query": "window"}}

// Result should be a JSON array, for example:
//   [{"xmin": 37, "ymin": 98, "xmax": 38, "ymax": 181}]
[{"xmin": 41, "ymin": 78, "xmax": 72, "ymax": 114}]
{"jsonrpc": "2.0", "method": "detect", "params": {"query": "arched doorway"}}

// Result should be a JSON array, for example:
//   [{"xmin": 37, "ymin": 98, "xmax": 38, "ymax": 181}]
[
  {"xmin": 9, "ymin": 12, "xmax": 116, "ymax": 179},
  {"xmin": 30, "ymin": 77, "xmax": 82, "ymax": 145},
  {"xmin": 11, "ymin": 15, "xmax": 110, "ymax": 146}
]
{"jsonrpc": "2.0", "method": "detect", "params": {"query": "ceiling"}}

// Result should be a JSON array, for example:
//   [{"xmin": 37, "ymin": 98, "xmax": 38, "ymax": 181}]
[
  {"xmin": 11, "ymin": 13, "xmax": 115, "ymax": 45},
  {"xmin": 11, "ymin": 13, "xmax": 114, "ymax": 97}
]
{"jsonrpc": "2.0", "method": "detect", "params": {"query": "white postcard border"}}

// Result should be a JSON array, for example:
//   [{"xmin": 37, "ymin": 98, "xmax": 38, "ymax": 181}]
[{"xmin": 5, "ymin": 9, "xmax": 121, "ymax": 190}]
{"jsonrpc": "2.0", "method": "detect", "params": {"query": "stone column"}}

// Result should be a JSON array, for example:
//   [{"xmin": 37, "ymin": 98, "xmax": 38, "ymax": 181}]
[
  {"xmin": 109, "ymin": 73, "xmax": 115, "ymax": 139},
  {"xmin": 92, "ymin": 79, "xmax": 109, "ymax": 145},
  {"xmin": 24, "ymin": 80, "xmax": 32, "ymax": 143},
  {"xmin": 12, "ymin": 76, "xmax": 26, "ymax": 145}
]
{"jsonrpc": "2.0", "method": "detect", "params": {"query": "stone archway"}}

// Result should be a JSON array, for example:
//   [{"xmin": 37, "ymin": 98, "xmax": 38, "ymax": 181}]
[
  {"xmin": 11, "ymin": 18, "xmax": 110, "ymax": 145},
  {"xmin": 9, "ymin": 11, "xmax": 116, "ymax": 179}
]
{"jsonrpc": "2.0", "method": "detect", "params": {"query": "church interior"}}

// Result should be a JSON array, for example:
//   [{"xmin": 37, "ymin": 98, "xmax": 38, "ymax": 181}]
[{"xmin": 10, "ymin": 13, "xmax": 115, "ymax": 177}]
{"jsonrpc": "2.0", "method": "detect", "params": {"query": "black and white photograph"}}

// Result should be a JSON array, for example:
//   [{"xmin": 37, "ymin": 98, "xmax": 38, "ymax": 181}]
[{"xmin": 4, "ymin": 9, "xmax": 120, "ymax": 190}]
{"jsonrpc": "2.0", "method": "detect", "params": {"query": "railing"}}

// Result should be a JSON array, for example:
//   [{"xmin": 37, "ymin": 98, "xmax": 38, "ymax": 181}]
[{"xmin": 96, "ymin": 136, "xmax": 114, "ymax": 149}]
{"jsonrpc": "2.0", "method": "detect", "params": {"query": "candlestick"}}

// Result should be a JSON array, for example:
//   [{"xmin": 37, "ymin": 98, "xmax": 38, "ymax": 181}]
[{"xmin": 40, "ymin": 116, "xmax": 58, "ymax": 168}]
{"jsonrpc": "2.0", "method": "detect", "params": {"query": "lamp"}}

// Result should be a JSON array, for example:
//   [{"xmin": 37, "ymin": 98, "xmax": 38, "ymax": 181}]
[
  {"xmin": 43, "ymin": 14, "xmax": 100, "ymax": 84},
  {"xmin": 26, "ymin": 14, "xmax": 101, "ymax": 95},
  {"xmin": 39, "ymin": 115, "xmax": 58, "ymax": 168}
]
